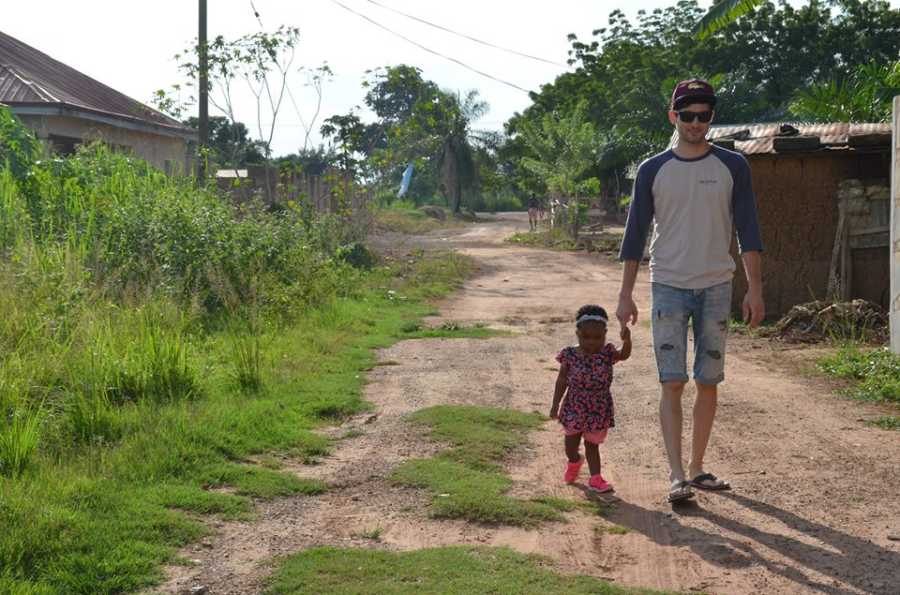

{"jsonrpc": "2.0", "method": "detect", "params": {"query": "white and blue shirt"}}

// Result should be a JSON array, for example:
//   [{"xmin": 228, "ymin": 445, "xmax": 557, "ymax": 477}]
[{"xmin": 619, "ymin": 145, "xmax": 763, "ymax": 289}]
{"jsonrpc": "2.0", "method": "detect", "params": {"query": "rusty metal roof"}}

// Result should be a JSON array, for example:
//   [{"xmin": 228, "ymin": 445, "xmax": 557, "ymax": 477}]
[
  {"xmin": 0, "ymin": 30, "xmax": 192, "ymax": 136},
  {"xmin": 668, "ymin": 122, "xmax": 892, "ymax": 155}
]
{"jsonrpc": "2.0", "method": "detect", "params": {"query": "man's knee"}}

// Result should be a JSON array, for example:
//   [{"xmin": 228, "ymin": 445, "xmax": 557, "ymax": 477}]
[{"xmin": 661, "ymin": 380, "xmax": 687, "ymax": 395}]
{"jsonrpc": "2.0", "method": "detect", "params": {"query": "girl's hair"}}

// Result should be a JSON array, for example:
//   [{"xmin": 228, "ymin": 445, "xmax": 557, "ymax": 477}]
[{"xmin": 575, "ymin": 304, "xmax": 609, "ymax": 328}]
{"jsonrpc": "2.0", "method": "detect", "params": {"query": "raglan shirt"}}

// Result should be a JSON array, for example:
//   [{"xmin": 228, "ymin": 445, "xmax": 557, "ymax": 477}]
[{"xmin": 618, "ymin": 146, "xmax": 763, "ymax": 289}]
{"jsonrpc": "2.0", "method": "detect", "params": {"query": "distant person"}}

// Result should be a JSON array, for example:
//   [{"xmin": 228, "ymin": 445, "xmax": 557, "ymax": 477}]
[
  {"xmin": 617, "ymin": 78, "xmax": 764, "ymax": 503},
  {"xmin": 527, "ymin": 195, "xmax": 540, "ymax": 231},
  {"xmin": 550, "ymin": 305, "xmax": 631, "ymax": 493}
]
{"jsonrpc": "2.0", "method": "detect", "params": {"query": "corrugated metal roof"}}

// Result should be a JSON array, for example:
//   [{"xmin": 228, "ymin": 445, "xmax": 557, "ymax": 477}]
[
  {"xmin": 0, "ymin": 30, "xmax": 192, "ymax": 135},
  {"xmin": 668, "ymin": 121, "xmax": 892, "ymax": 154}
]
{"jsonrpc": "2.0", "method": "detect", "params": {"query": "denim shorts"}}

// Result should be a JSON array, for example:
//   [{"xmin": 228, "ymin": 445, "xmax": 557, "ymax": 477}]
[{"xmin": 651, "ymin": 281, "xmax": 732, "ymax": 385}]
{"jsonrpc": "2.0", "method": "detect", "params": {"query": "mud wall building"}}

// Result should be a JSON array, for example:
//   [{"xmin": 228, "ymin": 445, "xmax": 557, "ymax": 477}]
[{"xmin": 702, "ymin": 123, "xmax": 892, "ymax": 318}]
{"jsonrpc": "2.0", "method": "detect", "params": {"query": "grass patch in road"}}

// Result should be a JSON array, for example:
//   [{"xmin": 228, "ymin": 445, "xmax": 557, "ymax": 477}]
[
  {"xmin": 868, "ymin": 416, "xmax": 900, "ymax": 430},
  {"xmin": 267, "ymin": 546, "xmax": 657, "ymax": 595},
  {"xmin": 392, "ymin": 405, "xmax": 563, "ymax": 526},
  {"xmin": 506, "ymin": 228, "xmax": 578, "ymax": 251},
  {"xmin": 399, "ymin": 321, "xmax": 504, "ymax": 340},
  {"xmin": 817, "ymin": 345, "xmax": 900, "ymax": 403},
  {"xmin": 373, "ymin": 204, "xmax": 467, "ymax": 235}
]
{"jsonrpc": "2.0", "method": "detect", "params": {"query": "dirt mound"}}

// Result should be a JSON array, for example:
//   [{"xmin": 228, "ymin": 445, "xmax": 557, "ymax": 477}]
[{"xmin": 761, "ymin": 299, "xmax": 887, "ymax": 343}]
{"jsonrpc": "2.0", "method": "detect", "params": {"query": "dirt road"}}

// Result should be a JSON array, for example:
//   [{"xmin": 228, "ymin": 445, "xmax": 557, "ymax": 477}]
[{"xmin": 159, "ymin": 213, "xmax": 900, "ymax": 595}]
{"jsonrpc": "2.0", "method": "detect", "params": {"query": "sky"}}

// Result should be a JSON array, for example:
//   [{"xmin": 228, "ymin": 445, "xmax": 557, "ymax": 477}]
[{"xmin": 5, "ymin": 1, "xmax": 899, "ymax": 156}]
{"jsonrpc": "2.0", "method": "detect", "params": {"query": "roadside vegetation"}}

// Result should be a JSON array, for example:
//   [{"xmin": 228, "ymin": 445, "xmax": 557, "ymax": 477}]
[{"xmin": 0, "ymin": 107, "xmax": 476, "ymax": 593}]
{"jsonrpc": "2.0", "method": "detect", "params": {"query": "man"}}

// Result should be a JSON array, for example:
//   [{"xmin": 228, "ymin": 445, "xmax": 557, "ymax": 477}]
[{"xmin": 616, "ymin": 79, "xmax": 764, "ymax": 503}]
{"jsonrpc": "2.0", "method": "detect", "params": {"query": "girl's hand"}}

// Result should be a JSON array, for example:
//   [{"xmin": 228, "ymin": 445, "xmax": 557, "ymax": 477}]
[
  {"xmin": 549, "ymin": 404, "xmax": 559, "ymax": 419},
  {"xmin": 620, "ymin": 325, "xmax": 631, "ymax": 341}
]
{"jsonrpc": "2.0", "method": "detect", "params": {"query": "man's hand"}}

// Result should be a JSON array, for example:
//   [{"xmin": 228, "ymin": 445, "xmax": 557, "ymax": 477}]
[
  {"xmin": 742, "ymin": 290, "xmax": 765, "ymax": 328},
  {"xmin": 616, "ymin": 294, "xmax": 638, "ymax": 327}
]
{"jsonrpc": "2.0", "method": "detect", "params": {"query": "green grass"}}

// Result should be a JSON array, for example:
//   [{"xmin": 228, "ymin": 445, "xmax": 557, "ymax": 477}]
[
  {"xmin": 399, "ymin": 320, "xmax": 504, "ymax": 340},
  {"xmin": 818, "ymin": 345, "xmax": 900, "ymax": 403},
  {"xmin": 868, "ymin": 416, "xmax": 900, "ymax": 430},
  {"xmin": 373, "ymin": 204, "xmax": 466, "ymax": 235},
  {"xmin": 266, "ymin": 546, "xmax": 658, "ymax": 594},
  {"xmin": 506, "ymin": 228, "xmax": 578, "ymax": 251},
  {"xmin": 392, "ymin": 405, "xmax": 564, "ymax": 526},
  {"xmin": 1, "ymin": 251, "xmax": 477, "ymax": 593}
]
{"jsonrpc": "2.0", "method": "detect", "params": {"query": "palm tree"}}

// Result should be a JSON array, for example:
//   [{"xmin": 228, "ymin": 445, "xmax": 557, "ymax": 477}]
[{"xmin": 436, "ymin": 90, "xmax": 487, "ymax": 213}]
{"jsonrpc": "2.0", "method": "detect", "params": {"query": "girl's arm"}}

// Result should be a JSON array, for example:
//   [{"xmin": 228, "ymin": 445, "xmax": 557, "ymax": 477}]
[
  {"xmin": 550, "ymin": 364, "xmax": 568, "ymax": 418},
  {"xmin": 617, "ymin": 326, "xmax": 632, "ymax": 361}
]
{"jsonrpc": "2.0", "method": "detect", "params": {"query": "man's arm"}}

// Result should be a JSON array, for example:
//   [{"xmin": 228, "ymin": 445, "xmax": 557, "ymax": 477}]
[
  {"xmin": 730, "ymin": 153, "xmax": 765, "ymax": 327},
  {"xmin": 617, "ymin": 260, "xmax": 640, "ymax": 326},
  {"xmin": 741, "ymin": 250, "xmax": 764, "ymax": 327},
  {"xmin": 617, "ymin": 162, "xmax": 655, "ymax": 327}
]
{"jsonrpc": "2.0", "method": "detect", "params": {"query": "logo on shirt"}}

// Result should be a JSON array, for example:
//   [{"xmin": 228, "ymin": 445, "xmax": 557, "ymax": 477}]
[{"xmin": 698, "ymin": 179, "xmax": 719, "ymax": 185}]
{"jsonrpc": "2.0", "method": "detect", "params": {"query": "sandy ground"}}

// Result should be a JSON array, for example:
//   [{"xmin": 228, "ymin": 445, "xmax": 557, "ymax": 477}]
[{"xmin": 155, "ymin": 213, "xmax": 900, "ymax": 595}]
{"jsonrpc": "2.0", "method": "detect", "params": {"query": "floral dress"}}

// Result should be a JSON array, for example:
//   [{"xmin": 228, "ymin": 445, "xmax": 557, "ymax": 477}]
[{"xmin": 556, "ymin": 345, "xmax": 622, "ymax": 434}]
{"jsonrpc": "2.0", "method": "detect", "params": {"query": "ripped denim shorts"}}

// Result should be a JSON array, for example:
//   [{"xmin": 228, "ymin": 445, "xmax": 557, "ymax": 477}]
[{"xmin": 650, "ymin": 281, "xmax": 732, "ymax": 385}]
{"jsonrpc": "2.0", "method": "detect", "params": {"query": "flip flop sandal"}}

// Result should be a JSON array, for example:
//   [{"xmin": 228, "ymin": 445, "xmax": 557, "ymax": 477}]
[
  {"xmin": 690, "ymin": 473, "xmax": 731, "ymax": 491},
  {"xmin": 667, "ymin": 480, "xmax": 695, "ymax": 503}
]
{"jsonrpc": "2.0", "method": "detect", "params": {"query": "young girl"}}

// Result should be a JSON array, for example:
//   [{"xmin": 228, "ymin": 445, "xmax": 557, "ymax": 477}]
[{"xmin": 550, "ymin": 304, "xmax": 631, "ymax": 493}]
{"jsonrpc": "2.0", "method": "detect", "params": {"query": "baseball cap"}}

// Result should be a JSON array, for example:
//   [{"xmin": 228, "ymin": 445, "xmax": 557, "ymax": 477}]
[{"xmin": 671, "ymin": 79, "xmax": 717, "ymax": 110}]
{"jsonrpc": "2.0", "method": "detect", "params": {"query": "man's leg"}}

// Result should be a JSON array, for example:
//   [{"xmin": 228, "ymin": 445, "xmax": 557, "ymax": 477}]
[
  {"xmin": 651, "ymin": 282, "xmax": 691, "ymax": 489},
  {"xmin": 660, "ymin": 380, "xmax": 687, "ymax": 482},
  {"xmin": 688, "ymin": 382, "xmax": 717, "ymax": 479},
  {"xmin": 688, "ymin": 281, "xmax": 731, "ymax": 488}
]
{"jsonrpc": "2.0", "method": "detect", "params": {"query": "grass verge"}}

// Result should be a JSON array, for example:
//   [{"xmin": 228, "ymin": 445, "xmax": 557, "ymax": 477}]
[
  {"xmin": 391, "ymin": 405, "xmax": 564, "ymax": 526},
  {"xmin": 817, "ymin": 345, "xmax": 900, "ymax": 403},
  {"xmin": 1, "ymin": 251, "xmax": 475, "ymax": 594},
  {"xmin": 266, "ymin": 546, "xmax": 659, "ymax": 595},
  {"xmin": 868, "ymin": 416, "xmax": 900, "ymax": 430}
]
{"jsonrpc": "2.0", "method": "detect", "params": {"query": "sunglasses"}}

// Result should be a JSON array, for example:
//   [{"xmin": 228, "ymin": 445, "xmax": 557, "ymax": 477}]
[{"xmin": 676, "ymin": 110, "xmax": 713, "ymax": 123}]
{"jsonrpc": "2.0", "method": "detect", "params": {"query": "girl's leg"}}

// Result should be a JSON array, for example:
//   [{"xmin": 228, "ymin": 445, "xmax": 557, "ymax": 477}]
[
  {"xmin": 584, "ymin": 440, "xmax": 601, "ymax": 476},
  {"xmin": 564, "ymin": 433, "xmax": 582, "ymax": 463}
]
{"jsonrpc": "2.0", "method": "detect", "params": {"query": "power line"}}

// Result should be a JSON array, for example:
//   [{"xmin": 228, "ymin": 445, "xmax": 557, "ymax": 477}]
[
  {"xmin": 328, "ymin": 0, "xmax": 532, "ymax": 94},
  {"xmin": 363, "ymin": 0, "xmax": 567, "ymax": 68}
]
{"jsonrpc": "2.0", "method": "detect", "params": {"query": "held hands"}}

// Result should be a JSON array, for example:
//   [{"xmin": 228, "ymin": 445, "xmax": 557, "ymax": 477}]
[
  {"xmin": 620, "ymin": 325, "xmax": 631, "ymax": 342},
  {"xmin": 616, "ymin": 294, "xmax": 638, "ymax": 328}
]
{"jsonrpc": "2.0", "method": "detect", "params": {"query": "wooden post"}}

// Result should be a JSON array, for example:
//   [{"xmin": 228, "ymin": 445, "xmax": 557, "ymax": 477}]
[
  {"xmin": 198, "ymin": 0, "xmax": 209, "ymax": 184},
  {"xmin": 891, "ymin": 96, "xmax": 900, "ymax": 354}
]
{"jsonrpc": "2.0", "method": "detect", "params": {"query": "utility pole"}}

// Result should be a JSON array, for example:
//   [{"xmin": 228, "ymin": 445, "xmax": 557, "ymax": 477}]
[
  {"xmin": 891, "ymin": 95, "xmax": 899, "ymax": 353},
  {"xmin": 198, "ymin": 0, "xmax": 209, "ymax": 183}
]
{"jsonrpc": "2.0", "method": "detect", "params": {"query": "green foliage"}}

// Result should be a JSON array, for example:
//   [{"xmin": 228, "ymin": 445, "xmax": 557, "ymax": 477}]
[
  {"xmin": 695, "ymin": 0, "xmax": 766, "ymax": 39},
  {"xmin": 789, "ymin": 60, "xmax": 900, "ymax": 122},
  {"xmin": 506, "ymin": 0, "xmax": 900, "ymax": 197},
  {"xmin": 392, "ymin": 405, "xmax": 563, "ymax": 526},
  {"xmin": 267, "ymin": 546, "xmax": 654, "ymax": 595},
  {"xmin": 818, "ymin": 346, "xmax": 900, "ymax": 403},
  {"xmin": 0, "ymin": 107, "xmax": 40, "ymax": 181}
]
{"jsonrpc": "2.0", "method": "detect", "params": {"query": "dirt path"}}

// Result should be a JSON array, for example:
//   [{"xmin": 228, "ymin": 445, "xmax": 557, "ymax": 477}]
[{"xmin": 157, "ymin": 213, "xmax": 900, "ymax": 595}]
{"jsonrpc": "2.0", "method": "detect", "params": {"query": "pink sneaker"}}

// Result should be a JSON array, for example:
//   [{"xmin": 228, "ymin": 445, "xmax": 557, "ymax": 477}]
[
  {"xmin": 564, "ymin": 456, "xmax": 583, "ymax": 483},
  {"xmin": 588, "ymin": 474, "xmax": 613, "ymax": 493}
]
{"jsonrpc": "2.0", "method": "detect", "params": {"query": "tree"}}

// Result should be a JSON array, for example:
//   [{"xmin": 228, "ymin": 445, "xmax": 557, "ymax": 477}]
[
  {"xmin": 518, "ymin": 103, "xmax": 602, "ymax": 237},
  {"xmin": 789, "ymin": 60, "xmax": 900, "ymax": 122},
  {"xmin": 183, "ymin": 116, "xmax": 266, "ymax": 168}
]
